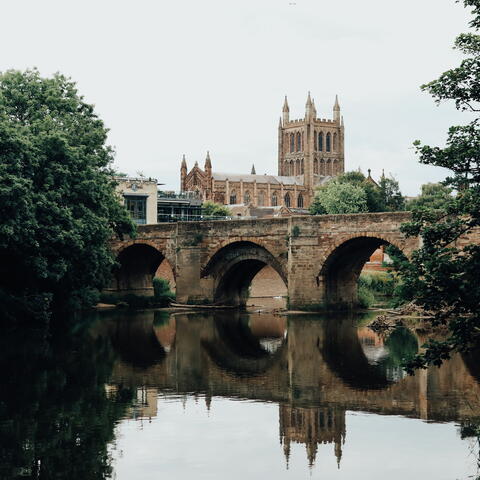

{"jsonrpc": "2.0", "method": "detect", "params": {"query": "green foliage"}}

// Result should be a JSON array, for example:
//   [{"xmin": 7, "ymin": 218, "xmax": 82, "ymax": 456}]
[
  {"xmin": 0, "ymin": 69, "xmax": 135, "ymax": 314},
  {"xmin": 378, "ymin": 175, "xmax": 405, "ymax": 211},
  {"xmin": 153, "ymin": 277, "xmax": 175, "ymax": 306},
  {"xmin": 407, "ymin": 182, "xmax": 454, "ymax": 211},
  {"xmin": 358, "ymin": 285, "xmax": 375, "ymax": 308},
  {"xmin": 292, "ymin": 225, "xmax": 301, "ymax": 237},
  {"xmin": 310, "ymin": 171, "xmax": 405, "ymax": 214},
  {"xmin": 202, "ymin": 201, "xmax": 232, "ymax": 217},
  {"xmin": 310, "ymin": 181, "xmax": 368, "ymax": 214},
  {"xmin": 358, "ymin": 271, "xmax": 398, "ymax": 296},
  {"xmin": 391, "ymin": 0, "xmax": 480, "ymax": 371}
]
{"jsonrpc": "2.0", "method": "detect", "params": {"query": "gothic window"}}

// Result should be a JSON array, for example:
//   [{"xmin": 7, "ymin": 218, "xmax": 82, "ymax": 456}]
[
  {"xmin": 258, "ymin": 191, "xmax": 265, "ymax": 206},
  {"xmin": 301, "ymin": 159, "xmax": 304, "ymax": 174},
  {"xmin": 314, "ymin": 158, "xmax": 318, "ymax": 174},
  {"xmin": 290, "ymin": 133, "xmax": 295, "ymax": 153},
  {"xmin": 284, "ymin": 192, "xmax": 291, "ymax": 207},
  {"xmin": 296, "ymin": 132, "xmax": 301, "ymax": 152},
  {"xmin": 326, "ymin": 132, "xmax": 331, "ymax": 152},
  {"xmin": 296, "ymin": 159, "xmax": 300, "ymax": 176},
  {"xmin": 314, "ymin": 131, "xmax": 317, "ymax": 150},
  {"xmin": 244, "ymin": 190, "xmax": 251, "ymax": 204},
  {"xmin": 318, "ymin": 132, "xmax": 324, "ymax": 151},
  {"xmin": 290, "ymin": 160, "xmax": 294, "ymax": 176},
  {"xmin": 333, "ymin": 132, "xmax": 337, "ymax": 151},
  {"xmin": 229, "ymin": 190, "xmax": 237, "ymax": 204},
  {"xmin": 272, "ymin": 192, "xmax": 278, "ymax": 206},
  {"xmin": 297, "ymin": 194, "xmax": 304, "ymax": 208}
]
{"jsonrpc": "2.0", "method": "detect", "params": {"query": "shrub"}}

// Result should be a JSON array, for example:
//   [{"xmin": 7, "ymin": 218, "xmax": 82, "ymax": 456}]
[
  {"xmin": 153, "ymin": 278, "xmax": 175, "ymax": 306},
  {"xmin": 358, "ymin": 285, "xmax": 375, "ymax": 308}
]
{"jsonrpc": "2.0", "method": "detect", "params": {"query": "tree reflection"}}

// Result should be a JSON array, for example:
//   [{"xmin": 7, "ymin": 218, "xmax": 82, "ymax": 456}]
[{"xmin": 0, "ymin": 318, "xmax": 134, "ymax": 479}]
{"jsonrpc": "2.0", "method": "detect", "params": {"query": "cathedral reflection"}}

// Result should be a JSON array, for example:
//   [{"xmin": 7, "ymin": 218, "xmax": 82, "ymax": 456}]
[{"xmin": 95, "ymin": 310, "xmax": 480, "ymax": 469}]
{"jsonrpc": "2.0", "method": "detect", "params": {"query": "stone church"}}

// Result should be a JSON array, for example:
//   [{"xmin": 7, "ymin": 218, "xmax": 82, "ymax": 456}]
[{"xmin": 180, "ymin": 93, "xmax": 345, "ymax": 209}]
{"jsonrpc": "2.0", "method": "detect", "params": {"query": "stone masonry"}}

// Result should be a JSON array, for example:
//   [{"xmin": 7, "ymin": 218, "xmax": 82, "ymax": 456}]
[{"xmin": 109, "ymin": 212, "xmax": 430, "ymax": 309}]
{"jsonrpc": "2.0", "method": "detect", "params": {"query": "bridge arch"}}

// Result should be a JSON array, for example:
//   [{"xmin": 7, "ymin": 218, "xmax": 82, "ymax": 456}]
[
  {"xmin": 318, "ymin": 235, "xmax": 405, "ymax": 308},
  {"xmin": 202, "ymin": 241, "xmax": 287, "ymax": 306},
  {"xmin": 113, "ymin": 242, "xmax": 175, "ymax": 296}
]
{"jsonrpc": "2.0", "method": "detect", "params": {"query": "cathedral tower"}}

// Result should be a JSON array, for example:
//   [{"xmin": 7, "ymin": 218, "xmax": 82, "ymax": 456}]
[{"xmin": 278, "ymin": 93, "xmax": 345, "ymax": 204}]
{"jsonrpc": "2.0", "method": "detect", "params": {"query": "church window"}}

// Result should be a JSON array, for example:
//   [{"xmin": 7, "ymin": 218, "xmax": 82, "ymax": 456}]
[
  {"xmin": 318, "ymin": 132, "xmax": 323, "ymax": 151},
  {"xmin": 289, "ymin": 160, "xmax": 294, "ymax": 176},
  {"xmin": 290, "ymin": 133, "xmax": 295, "ymax": 153},
  {"xmin": 258, "ymin": 191, "xmax": 265, "ymax": 206},
  {"xmin": 314, "ymin": 159, "xmax": 318, "ymax": 174},
  {"xmin": 301, "ymin": 159, "xmax": 304, "ymax": 174},
  {"xmin": 333, "ymin": 132, "xmax": 337, "ymax": 151},
  {"xmin": 296, "ymin": 132, "xmax": 301, "ymax": 152},
  {"xmin": 326, "ymin": 132, "xmax": 331, "ymax": 152},
  {"xmin": 314, "ymin": 131, "xmax": 317, "ymax": 150},
  {"xmin": 244, "ymin": 190, "xmax": 251, "ymax": 204},
  {"xmin": 229, "ymin": 190, "xmax": 237, "ymax": 204},
  {"xmin": 284, "ymin": 192, "xmax": 291, "ymax": 207},
  {"xmin": 297, "ymin": 194, "xmax": 304, "ymax": 208},
  {"xmin": 272, "ymin": 192, "xmax": 278, "ymax": 206}
]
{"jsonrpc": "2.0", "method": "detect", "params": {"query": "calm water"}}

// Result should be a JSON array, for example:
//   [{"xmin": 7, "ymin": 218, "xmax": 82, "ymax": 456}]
[{"xmin": 2, "ymin": 310, "xmax": 480, "ymax": 479}]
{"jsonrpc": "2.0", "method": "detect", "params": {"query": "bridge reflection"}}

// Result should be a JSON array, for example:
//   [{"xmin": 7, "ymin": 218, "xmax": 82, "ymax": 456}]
[{"xmin": 93, "ymin": 311, "xmax": 480, "ymax": 467}]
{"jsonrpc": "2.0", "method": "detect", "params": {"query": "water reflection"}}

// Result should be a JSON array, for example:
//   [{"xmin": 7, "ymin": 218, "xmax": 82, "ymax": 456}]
[{"xmin": 2, "ymin": 311, "xmax": 480, "ymax": 479}]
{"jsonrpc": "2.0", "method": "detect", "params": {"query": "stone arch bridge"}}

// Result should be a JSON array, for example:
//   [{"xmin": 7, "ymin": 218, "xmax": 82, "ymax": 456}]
[{"xmin": 109, "ymin": 212, "xmax": 421, "ymax": 309}]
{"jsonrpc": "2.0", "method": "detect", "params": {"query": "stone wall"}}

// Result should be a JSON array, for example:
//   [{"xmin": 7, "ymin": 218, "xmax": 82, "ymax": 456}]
[{"xmin": 109, "ymin": 212, "xmax": 479, "ymax": 309}]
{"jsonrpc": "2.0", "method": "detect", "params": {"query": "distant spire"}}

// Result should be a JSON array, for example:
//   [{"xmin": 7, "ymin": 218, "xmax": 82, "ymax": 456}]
[
  {"xmin": 333, "ymin": 95, "xmax": 341, "ymax": 122},
  {"xmin": 312, "ymin": 99, "xmax": 317, "ymax": 118},
  {"xmin": 334, "ymin": 94, "xmax": 340, "ymax": 110},
  {"xmin": 279, "ymin": 116, "xmax": 282, "ymax": 128},
  {"xmin": 341, "ymin": 115, "xmax": 344, "ymax": 127},
  {"xmin": 204, "ymin": 150, "xmax": 211, "ymax": 169},
  {"xmin": 381, "ymin": 168, "xmax": 385, "ymax": 179},
  {"xmin": 251, "ymin": 164, "xmax": 256, "ymax": 175},
  {"xmin": 194, "ymin": 160, "xmax": 198, "ymax": 168},
  {"xmin": 282, "ymin": 95, "xmax": 290, "ymax": 123},
  {"xmin": 305, "ymin": 91, "xmax": 312, "ymax": 107},
  {"xmin": 181, "ymin": 154, "xmax": 187, "ymax": 169}
]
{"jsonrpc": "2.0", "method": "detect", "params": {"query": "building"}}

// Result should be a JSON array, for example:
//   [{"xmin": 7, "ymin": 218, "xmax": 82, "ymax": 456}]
[
  {"xmin": 180, "ymin": 93, "xmax": 345, "ymax": 209},
  {"xmin": 115, "ymin": 176, "xmax": 159, "ymax": 225},
  {"xmin": 157, "ymin": 190, "xmax": 203, "ymax": 222}
]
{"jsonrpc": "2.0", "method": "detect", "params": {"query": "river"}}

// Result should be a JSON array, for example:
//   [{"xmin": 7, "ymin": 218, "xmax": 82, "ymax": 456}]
[{"xmin": 1, "ymin": 309, "xmax": 479, "ymax": 479}]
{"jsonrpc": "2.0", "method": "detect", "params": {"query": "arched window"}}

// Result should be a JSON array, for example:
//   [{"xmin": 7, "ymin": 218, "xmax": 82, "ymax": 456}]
[
  {"xmin": 318, "ymin": 132, "xmax": 324, "ymax": 151},
  {"xmin": 326, "ymin": 132, "xmax": 331, "ymax": 152},
  {"xmin": 229, "ymin": 190, "xmax": 237, "ymax": 204},
  {"xmin": 314, "ymin": 158, "xmax": 318, "ymax": 174},
  {"xmin": 272, "ymin": 192, "xmax": 278, "ymax": 206},
  {"xmin": 290, "ymin": 160, "xmax": 294, "ymax": 176},
  {"xmin": 314, "ymin": 131, "xmax": 317, "ymax": 150},
  {"xmin": 258, "ymin": 191, "xmax": 265, "ymax": 206},
  {"xmin": 296, "ymin": 159, "xmax": 300, "ymax": 176},
  {"xmin": 297, "ymin": 194, "xmax": 304, "ymax": 208},
  {"xmin": 301, "ymin": 159, "xmax": 304, "ymax": 175},
  {"xmin": 296, "ymin": 132, "xmax": 301, "ymax": 152},
  {"xmin": 284, "ymin": 192, "xmax": 291, "ymax": 207},
  {"xmin": 333, "ymin": 132, "xmax": 337, "ymax": 151},
  {"xmin": 290, "ymin": 133, "xmax": 295, "ymax": 153},
  {"xmin": 244, "ymin": 190, "xmax": 250, "ymax": 204}
]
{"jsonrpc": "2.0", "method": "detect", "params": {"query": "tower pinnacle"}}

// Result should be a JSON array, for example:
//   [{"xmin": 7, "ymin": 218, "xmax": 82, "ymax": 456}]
[
  {"xmin": 251, "ymin": 164, "xmax": 256, "ymax": 175},
  {"xmin": 204, "ymin": 150, "xmax": 211, "ymax": 169},
  {"xmin": 333, "ymin": 95, "xmax": 341, "ymax": 122},
  {"xmin": 282, "ymin": 95, "xmax": 289, "ymax": 124}
]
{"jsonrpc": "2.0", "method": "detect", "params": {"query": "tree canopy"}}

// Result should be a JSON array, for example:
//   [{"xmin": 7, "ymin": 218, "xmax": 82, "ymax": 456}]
[
  {"xmin": 202, "ymin": 201, "xmax": 232, "ymax": 217},
  {"xmin": 407, "ymin": 182, "xmax": 454, "ymax": 211},
  {"xmin": 0, "ymin": 69, "xmax": 135, "ymax": 316},
  {"xmin": 391, "ymin": 0, "xmax": 480, "ymax": 371},
  {"xmin": 310, "ymin": 171, "xmax": 405, "ymax": 215}
]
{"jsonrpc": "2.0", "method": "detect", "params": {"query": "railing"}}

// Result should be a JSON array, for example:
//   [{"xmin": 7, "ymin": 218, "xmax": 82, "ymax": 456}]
[
  {"xmin": 157, "ymin": 214, "xmax": 260, "ymax": 223},
  {"xmin": 158, "ymin": 191, "xmax": 202, "ymax": 200}
]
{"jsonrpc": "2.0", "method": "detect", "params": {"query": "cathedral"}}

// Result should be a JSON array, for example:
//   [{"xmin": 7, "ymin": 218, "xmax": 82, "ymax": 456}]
[{"xmin": 180, "ymin": 93, "xmax": 345, "ymax": 209}]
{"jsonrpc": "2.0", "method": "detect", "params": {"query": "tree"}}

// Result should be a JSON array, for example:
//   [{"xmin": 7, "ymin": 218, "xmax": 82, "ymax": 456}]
[
  {"xmin": 335, "ymin": 171, "xmax": 385, "ymax": 212},
  {"xmin": 309, "ymin": 181, "xmax": 368, "ymax": 214},
  {"xmin": 378, "ymin": 175, "xmax": 405, "ymax": 212},
  {"xmin": 407, "ymin": 182, "xmax": 454, "ymax": 211},
  {"xmin": 0, "ymin": 69, "xmax": 135, "ymax": 315},
  {"xmin": 202, "ymin": 201, "xmax": 232, "ymax": 217},
  {"xmin": 391, "ymin": 0, "xmax": 480, "ymax": 371}
]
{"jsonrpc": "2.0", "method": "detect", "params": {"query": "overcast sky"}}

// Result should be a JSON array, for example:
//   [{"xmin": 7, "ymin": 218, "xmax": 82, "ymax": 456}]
[{"xmin": 1, "ymin": 0, "xmax": 476, "ymax": 195}]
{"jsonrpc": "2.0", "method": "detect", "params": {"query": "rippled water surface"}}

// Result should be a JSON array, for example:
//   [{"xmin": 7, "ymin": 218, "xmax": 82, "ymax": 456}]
[{"xmin": 2, "ymin": 310, "xmax": 480, "ymax": 479}]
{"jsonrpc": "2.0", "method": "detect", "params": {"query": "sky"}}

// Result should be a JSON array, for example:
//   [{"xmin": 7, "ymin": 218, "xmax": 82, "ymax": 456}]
[{"xmin": 0, "ymin": 0, "xmax": 475, "ymax": 195}]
